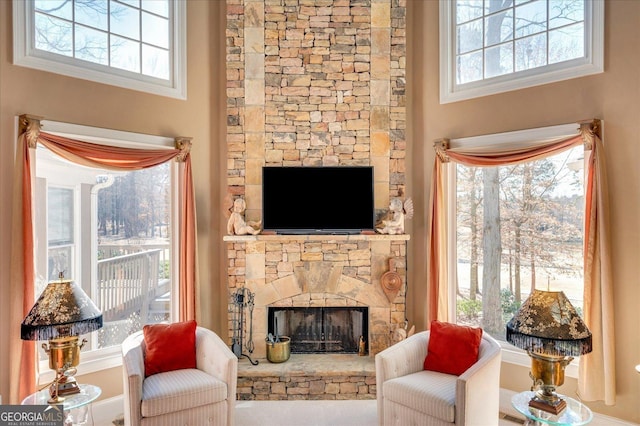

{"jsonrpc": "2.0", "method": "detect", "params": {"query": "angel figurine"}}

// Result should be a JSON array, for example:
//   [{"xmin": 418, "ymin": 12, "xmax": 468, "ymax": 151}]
[
  {"xmin": 376, "ymin": 197, "xmax": 414, "ymax": 235},
  {"xmin": 227, "ymin": 197, "xmax": 262, "ymax": 235}
]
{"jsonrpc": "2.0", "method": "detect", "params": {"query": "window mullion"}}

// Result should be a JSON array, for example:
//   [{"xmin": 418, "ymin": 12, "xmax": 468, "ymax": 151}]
[
  {"xmin": 13, "ymin": 0, "xmax": 186, "ymax": 99},
  {"xmin": 441, "ymin": 0, "xmax": 603, "ymax": 103}
]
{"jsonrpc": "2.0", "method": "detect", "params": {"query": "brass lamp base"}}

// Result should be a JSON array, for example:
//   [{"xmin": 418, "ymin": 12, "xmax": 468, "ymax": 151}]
[
  {"xmin": 52, "ymin": 375, "xmax": 80, "ymax": 396},
  {"xmin": 527, "ymin": 351, "xmax": 573, "ymax": 415},
  {"xmin": 529, "ymin": 395, "xmax": 567, "ymax": 415},
  {"xmin": 43, "ymin": 335, "xmax": 86, "ymax": 403}
]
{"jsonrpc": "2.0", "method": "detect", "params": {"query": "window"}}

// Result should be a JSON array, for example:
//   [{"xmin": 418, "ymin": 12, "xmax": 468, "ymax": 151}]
[
  {"xmin": 33, "ymin": 122, "xmax": 179, "ymax": 379},
  {"xmin": 440, "ymin": 0, "xmax": 604, "ymax": 103},
  {"xmin": 47, "ymin": 186, "xmax": 75, "ymax": 280},
  {"xmin": 13, "ymin": 0, "xmax": 187, "ymax": 99},
  {"xmin": 446, "ymin": 125, "xmax": 585, "ymax": 376}
]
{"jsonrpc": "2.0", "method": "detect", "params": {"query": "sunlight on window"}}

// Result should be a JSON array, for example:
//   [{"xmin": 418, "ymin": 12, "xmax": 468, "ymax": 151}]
[
  {"xmin": 441, "ymin": 0, "xmax": 601, "ymax": 103},
  {"xmin": 32, "ymin": 0, "xmax": 171, "ymax": 81},
  {"xmin": 456, "ymin": 0, "xmax": 585, "ymax": 85},
  {"xmin": 455, "ymin": 146, "xmax": 584, "ymax": 341},
  {"xmin": 36, "ymin": 147, "xmax": 174, "ymax": 359}
]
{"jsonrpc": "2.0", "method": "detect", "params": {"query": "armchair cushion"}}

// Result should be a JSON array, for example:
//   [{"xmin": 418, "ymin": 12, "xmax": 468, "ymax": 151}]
[
  {"xmin": 143, "ymin": 320, "xmax": 197, "ymax": 377},
  {"xmin": 423, "ymin": 320, "xmax": 482, "ymax": 376},
  {"xmin": 384, "ymin": 370, "xmax": 457, "ymax": 423},
  {"xmin": 141, "ymin": 368, "xmax": 227, "ymax": 418}
]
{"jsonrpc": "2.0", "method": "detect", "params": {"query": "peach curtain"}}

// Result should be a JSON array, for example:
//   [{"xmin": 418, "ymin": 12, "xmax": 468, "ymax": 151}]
[
  {"xmin": 427, "ymin": 121, "xmax": 615, "ymax": 404},
  {"xmin": 9, "ymin": 129, "xmax": 37, "ymax": 404},
  {"xmin": 578, "ymin": 124, "xmax": 615, "ymax": 405},
  {"xmin": 9, "ymin": 117, "xmax": 197, "ymax": 402}
]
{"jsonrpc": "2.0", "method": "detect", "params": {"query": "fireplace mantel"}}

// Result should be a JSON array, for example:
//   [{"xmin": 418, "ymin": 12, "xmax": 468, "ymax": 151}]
[{"xmin": 224, "ymin": 234, "xmax": 410, "ymax": 243}]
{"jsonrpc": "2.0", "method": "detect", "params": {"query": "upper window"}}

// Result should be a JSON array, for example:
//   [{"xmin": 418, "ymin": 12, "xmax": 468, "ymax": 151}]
[
  {"xmin": 13, "ymin": 0, "xmax": 187, "ymax": 99},
  {"xmin": 440, "ymin": 0, "xmax": 604, "ymax": 103}
]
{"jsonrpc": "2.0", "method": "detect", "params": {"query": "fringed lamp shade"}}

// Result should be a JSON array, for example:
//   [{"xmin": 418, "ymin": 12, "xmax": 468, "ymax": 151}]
[
  {"xmin": 506, "ymin": 290, "xmax": 591, "ymax": 415},
  {"xmin": 506, "ymin": 290, "xmax": 591, "ymax": 357},
  {"xmin": 21, "ymin": 278, "xmax": 103, "ymax": 341}
]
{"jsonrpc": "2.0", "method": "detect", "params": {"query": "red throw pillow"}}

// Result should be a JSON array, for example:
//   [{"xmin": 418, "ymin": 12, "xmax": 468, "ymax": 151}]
[
  {"xmin": 423, "ymin": 320, "xmax": 482, "ymax": 376},
  {"xmin": 143, "ymin": 320, "xmax": 197, "ymax": 377}
]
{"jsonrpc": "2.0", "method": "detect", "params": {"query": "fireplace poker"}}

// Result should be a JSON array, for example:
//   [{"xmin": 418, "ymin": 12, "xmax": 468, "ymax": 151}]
[
  {"xmin": 231, "ymin": 292, "xmax": 241, "ymax": 357},
  {"xmin": 232, "ymin": 288, "xmax": 258, "ymax": 365},
  {"xmin": 246, "ymin": 292, "xmax": 255, "ymax": 353}
]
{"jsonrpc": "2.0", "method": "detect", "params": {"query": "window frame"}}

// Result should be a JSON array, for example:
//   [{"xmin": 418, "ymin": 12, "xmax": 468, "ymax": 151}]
[
  {"xmin": 13, "ymin": 0, "xmax": 187, "ymax": 100},
  {"xmin": 34, "ymin": 120, "xmax": 180, "ymax": 382},
  {"xmin": 445, "ymin": 123, "xmax": 585, "ymax": 378},
  {"xmin": 439, "ymin": 0, "xmax": 604, "ymax": 104}
]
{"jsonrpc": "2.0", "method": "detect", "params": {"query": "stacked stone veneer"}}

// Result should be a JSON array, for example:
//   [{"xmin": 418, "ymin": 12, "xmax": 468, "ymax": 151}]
[
  {"xmin": 226, "ymin": 0, "xmax": 407, "ymax": 215},
  {"xmin": 236, "ymin": 365, "xmax": 376, "ymax": 401},
  {"xmin": 225, "ymin": 0, "xmax": 407, "ymax": 398},
  {"xmin": 237, "ymin": 369, "xmax": 377, "ymax": 400}
]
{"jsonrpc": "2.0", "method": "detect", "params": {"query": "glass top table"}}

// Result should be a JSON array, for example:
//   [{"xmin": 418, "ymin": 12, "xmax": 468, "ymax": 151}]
[
  {"xmin": 512, "ymin": 391, "xmax": 593, "ymax": 426},
  {"xmin": 22, "ymin": 383, "xmax": 101, "ymax": 411}
]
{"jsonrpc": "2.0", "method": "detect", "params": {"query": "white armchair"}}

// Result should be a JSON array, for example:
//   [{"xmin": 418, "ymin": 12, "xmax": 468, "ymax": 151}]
[
  {"xmin": 122, "ymin": 326, "xmax": 238, "ymax": 426},
  {"xmin": 375, "ymin": 330, "xmax": 501, "ymax": 426}
]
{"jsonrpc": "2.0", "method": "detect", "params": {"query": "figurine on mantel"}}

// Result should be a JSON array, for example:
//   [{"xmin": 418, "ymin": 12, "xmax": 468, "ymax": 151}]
[
  {"xmin": 376, "ymin": 197, "xmax": 414, "ymax": 235},
  {"xmin": 227, "ymin": 197, "xmax": 261, "ymax": 235}
]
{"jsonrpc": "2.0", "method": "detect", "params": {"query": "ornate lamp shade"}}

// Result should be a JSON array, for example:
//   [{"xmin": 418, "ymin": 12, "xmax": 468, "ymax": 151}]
[
  {"xmin": 21, "ymin": 276, "xmax": 103, "ymax": 403},
  {"xmin": 21, "ymin": 278, "xmax": 103, "ymax": 341},
  {"xmin": 506, "ymin": 289, "xmax": 591, "ymax": 356},
  {"xmin": 506, "ymin": 289, "xmax": 591, "ymax": 415}
]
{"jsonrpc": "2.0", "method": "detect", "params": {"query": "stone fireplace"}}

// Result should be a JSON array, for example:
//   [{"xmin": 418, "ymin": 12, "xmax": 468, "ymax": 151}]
[
  {"xmin": 224, "ymin": 0, "xmax": 407, "ymax": 400},
  {"xmin": 224, "ymin": 234, "xmax": 409, "ymax": 360}
]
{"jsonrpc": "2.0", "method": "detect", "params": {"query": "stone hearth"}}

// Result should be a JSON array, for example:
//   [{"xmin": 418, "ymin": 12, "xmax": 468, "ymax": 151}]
[{"xmin": 237, "ymin": 354, "xmax": 375, "ymax": 400}]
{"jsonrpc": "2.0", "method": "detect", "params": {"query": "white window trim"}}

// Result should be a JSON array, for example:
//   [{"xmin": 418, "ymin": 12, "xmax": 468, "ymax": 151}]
[
  {"xmin": 12, "ymin": 0, "xmax": 187, "ymax": 100},
  {"xmin": 439, "ymin": 0, "xmax": 604, "ymax": 104},
  {"xmin": 35, "ymin": 119, "xmax": 179, "ymax": 382},
  {"xmin": 446, "ymin": 123, "xmax": 584, "ymax": 378}
]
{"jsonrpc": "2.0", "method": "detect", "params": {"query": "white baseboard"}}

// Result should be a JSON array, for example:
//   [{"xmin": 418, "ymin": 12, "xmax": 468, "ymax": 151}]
[{"xmin": 91, "ymin": 395, "xmax": 123, "ymax": 426}]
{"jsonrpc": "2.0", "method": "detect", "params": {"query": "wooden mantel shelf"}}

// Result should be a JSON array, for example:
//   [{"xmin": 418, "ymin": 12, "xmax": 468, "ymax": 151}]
[{"xmin": 223, "ymin": 233, "xmax": 410, "ymax": 242}]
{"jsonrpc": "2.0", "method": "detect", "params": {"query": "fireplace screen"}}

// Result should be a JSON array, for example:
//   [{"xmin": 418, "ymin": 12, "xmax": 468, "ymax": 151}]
[{"xmin": 268, "ymin": 307, "xmax": 368, "ymax": 354}]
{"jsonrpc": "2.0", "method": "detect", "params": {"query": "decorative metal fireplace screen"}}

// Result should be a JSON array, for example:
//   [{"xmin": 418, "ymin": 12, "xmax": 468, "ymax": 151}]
[{"xmin": 267, "ymin": 307, "xmax": 368, "ymax": 354}]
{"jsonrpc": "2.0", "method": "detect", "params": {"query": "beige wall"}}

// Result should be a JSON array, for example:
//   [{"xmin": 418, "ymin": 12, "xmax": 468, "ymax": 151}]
[
  {"xmin": 406, "ymin": 0, "xmax": 640, "ymax": 423},
  {"xmin": 0, "ymin": 1, "xmax": 227, "ymax": 402},
  {"xmin": 1, "ymin": 0, "xmax": 638, "ymax": 422}
]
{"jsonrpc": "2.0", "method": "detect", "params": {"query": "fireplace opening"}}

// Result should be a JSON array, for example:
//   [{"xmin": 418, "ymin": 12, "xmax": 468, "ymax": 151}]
[{"xmin": 268, "ymin": 307, "xmax": 368, "ymax": 354}]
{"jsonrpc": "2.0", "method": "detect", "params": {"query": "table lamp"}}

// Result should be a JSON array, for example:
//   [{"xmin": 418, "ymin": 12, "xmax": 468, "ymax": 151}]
[
  {"xmin": 21, "ymin": 273, "xmax": 103, "ymax": 403},
  {"xmin": 506, "ymin": 290, "xmax": 591, "ymax": 415}
]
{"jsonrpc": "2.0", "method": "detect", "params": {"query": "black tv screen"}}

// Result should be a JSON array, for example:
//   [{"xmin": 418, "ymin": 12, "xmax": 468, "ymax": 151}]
[{"xmin": 262, "ymin": 166, "xmax": 374, "ymax": 234}]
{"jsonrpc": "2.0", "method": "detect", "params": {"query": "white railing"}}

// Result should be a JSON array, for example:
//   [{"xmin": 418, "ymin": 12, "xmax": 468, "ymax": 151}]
[{"xmin": 97, "ymin": 247, "xmax": 168, "ymax": 322}]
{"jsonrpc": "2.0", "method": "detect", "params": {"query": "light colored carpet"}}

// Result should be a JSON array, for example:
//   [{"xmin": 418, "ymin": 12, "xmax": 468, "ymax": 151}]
[
  {"xmin": 236, "ymin": 400, "xmax": 378, "ymax": 426},
  {"xmin": 235, "ymin": 400, "xmax": 522, "ymax": 426}
]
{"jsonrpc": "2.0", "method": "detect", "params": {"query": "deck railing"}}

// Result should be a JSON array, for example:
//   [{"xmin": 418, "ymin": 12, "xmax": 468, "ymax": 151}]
[{"xmin": 97, "ymin": 246, "xmax": 170, "ymax": 322}]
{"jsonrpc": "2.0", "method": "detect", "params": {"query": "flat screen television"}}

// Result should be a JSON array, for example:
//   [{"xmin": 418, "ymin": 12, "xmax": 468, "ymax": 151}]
[{"xmin": 262, "ymin": 166, "xmax": 374, "ymax": 234}]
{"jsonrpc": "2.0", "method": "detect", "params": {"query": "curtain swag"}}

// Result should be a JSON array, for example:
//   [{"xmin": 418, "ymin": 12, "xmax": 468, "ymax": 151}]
[
  {"xmin": 9, "ymin": 114, "xmax": 198, "ymax": 403},
  {"xmin": 426, "ymin": 119, "xmax": 615, "ymax": 405}
]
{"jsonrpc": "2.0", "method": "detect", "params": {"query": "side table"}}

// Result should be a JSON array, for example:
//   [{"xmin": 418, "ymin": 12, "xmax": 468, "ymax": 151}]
[
  {"xmin": 512, "ymin": 391, "xmax": 593, "ymax": 426},
  {"xmin": 22, "ymin": 383, "xmax": 101, "ymax": 425}
]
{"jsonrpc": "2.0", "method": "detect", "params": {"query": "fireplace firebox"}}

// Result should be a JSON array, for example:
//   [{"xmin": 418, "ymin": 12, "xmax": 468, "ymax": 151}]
[{"xmin": 267, "ymin": 307, "xmax": 368, "ymax": 354}]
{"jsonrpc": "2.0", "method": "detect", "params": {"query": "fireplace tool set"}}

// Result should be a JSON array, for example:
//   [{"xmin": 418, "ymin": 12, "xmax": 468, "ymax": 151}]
[{"xmin": 231, "ymin": 287, "xmax": 258, "ymax": 365}]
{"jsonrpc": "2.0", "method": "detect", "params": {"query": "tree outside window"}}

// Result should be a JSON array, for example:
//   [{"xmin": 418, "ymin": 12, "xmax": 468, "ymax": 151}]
[
  {"xmin": 440, "ymin": 0, "xmax": 603, "ymax": 103},
  {"xmin": 36, "ymin": 148, "xmax": 175, "ymax": 361},
  {"xmin": 455, "ymin": 146, "xmax": 584, "ymax": 340},
  {"xmin": 14, "ymin": 0, "xmax": 186, "ymax": 98}
]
